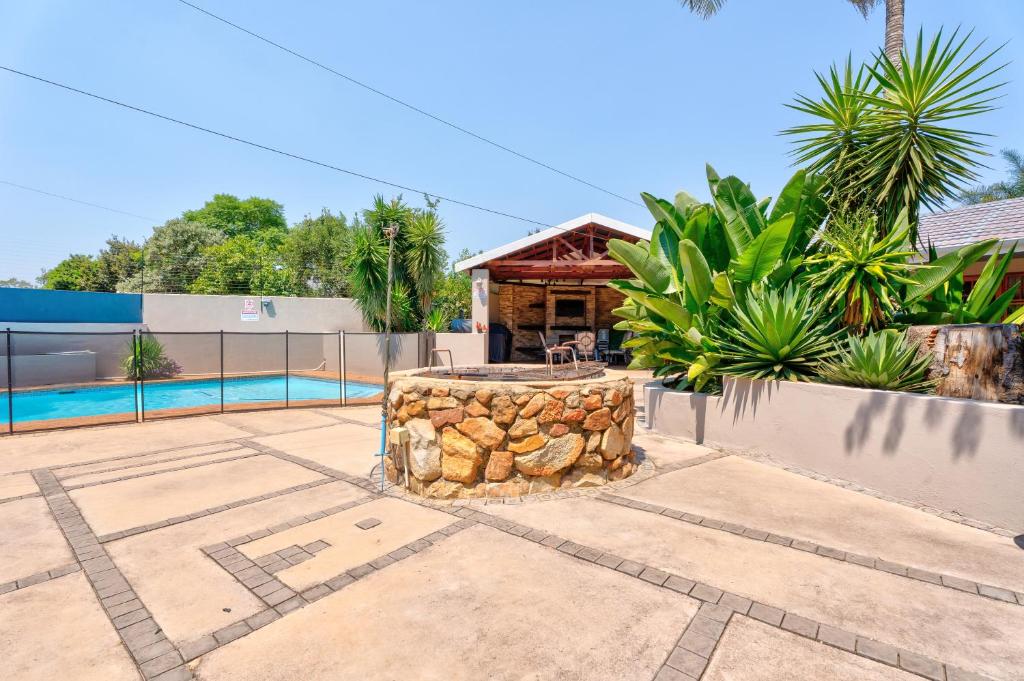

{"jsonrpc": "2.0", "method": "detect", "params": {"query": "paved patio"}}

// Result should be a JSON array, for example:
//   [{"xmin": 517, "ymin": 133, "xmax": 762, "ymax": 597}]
[{"xmin": 1, "ymin": 383, "xmax": 1022, "ymax": 680}]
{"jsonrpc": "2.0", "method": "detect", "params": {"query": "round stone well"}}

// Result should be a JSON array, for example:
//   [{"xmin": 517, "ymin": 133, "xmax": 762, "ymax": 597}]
[{"xmin": 384, "ymin": 367, "xmax": 636, "ymax": 499}]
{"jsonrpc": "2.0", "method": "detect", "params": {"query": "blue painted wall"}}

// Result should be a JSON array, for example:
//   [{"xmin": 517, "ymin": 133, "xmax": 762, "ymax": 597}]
[{"xmin": 0, "ymin": 288, "xmax": 142, "ymax": 323}]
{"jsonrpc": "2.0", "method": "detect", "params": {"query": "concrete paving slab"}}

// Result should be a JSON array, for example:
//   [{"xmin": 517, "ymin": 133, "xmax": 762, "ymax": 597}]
[
  {"xmin": 633, "ymin": 431, "xmax": 719, "ymax": 470},
  {"xmin": 0, "ymin": 417, "xmax": 248, "ymax": 474},
  {"xmin": 0, "ymin": 571, "xmax": 138, "ymax": 680},
  {"xmin": 485, "ymin": 497, "xmax": 1024, "ymax": 680},
  {"xmin": 107, "ymin": 481, "xmax": 366, "ymax": 645},
  {"xmin": 252, "ymin": 424, "xmax": 381, "ymax": 478},
  {"xmin": 70, "ymin": 454, "xmax": 323, "ymax": 535},
  {"xmin": 319, "ymin": 405, "xmax": 382, "ymax": 426},
  {"xmin": 63, "ymin": 448, "xmax": 257, "ymax": 487},
  {"xmin": 0, "ymin": 497, "xmax": 74, "ymax": 583},
  {"xmin": 0, "ymin": 472, "xmax": 38, "ymax": 500},
  {"xmin": 211, "ymin": 409, "xmax": 339, "ymax": 435},
  {"xmin": 238, "ymin": 497, "xmax": 455, "ymax": 592},
  {"xmin": 195, "ymin": 525, "xmax": 699, "ymax": 680},
  {"xmin": 622, "ymin": 455, "xmax": 1024, "ymax": 592},
  {"xmin": 54, "ymin": 442, "xmax": 245, "ymax": 478},
  {"xmin": 705, "ymin": 616, "xmax": 917, "ymax": 681}
]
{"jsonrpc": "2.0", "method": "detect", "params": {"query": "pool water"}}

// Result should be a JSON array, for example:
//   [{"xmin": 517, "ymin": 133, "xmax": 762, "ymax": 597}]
[{"xmin": 2, "ymin": 375, "xmax": 381, "ymax": 424}]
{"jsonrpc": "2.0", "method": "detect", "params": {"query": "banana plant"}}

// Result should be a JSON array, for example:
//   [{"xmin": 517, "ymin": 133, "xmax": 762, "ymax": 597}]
[
  {"xmin": 899, "ymin": 242, "xmax": 1024, "ymax": 324},
  {"xmin": 608, "ymin": 167, "xmax": 828, "ymax": 390}
]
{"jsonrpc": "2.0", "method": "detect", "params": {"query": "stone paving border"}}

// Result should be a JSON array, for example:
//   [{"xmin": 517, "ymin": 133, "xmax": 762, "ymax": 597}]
[
  {"xmin": 95, "ymin": 478, "xmax": 336, "ymax": 543},
  {"xmin": 654, "ymin": 602, "xmax": 731, "ymax": 680},
  {"xmin": 0, "ymin": 562, "xmax": 81, "ymax": 595},
  {"xmin": 597, "ymin": 493, "xmax": 1024, "ymax": 607},
  {"xmin": 0, "ymin": 490, "xmax": 42, "ymax": 505},
  {"xmin": 240, "ymin": 438, "xmax": 381, "ymax": 495},
  {"xmin": 55, "ymin": 443, "xmax": 247, "ymax": 481},
  {"xmin": 254, "ymin": 540, "xmax": 332, "ymax": 574},
  {"xmin": 179, "ymin": 516, "xmax": 474, "ymax": 663},
  {"xmin": 63, "ymin": 451, "xmax": 261, "ymax": 491},
  {"xmin": 453, "ymin": 506, "xmax": 996, "ymax": 681},
  {"xmin": 29, "ymin": 469, "xmax": 192, "ymax": 681},
  {"xmin": 739, "ymin": 452, "xmax": 1020, "ymax": 540}
]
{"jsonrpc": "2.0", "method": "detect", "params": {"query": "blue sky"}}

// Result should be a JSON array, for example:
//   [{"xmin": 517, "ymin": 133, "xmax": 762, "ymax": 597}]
[{"xmin": 1, "ymin": 0, "xmax": 1022, "ymax": 282}]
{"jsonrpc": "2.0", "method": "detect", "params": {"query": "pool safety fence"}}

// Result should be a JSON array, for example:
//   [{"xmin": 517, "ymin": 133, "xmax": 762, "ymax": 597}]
[{"xmin": 1, "ymin": 329, "xmax": 426, "ymax": 434}]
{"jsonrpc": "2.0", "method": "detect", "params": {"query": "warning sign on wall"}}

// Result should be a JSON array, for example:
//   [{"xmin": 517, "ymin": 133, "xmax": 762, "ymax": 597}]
[{"xmin": 240, "ymin": 298, "xmax": 260, "ymax": 322}]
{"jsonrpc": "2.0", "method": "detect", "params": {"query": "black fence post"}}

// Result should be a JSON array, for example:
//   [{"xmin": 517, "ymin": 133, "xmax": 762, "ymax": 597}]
[
  {"xmin": 5, "ymin": 329, "xmax": 13, "ymax": 435},
  {"xmin": 341, "ymin": 331, "xmax": 347, "ymax": 407},
  {"xmin": 285, "ymin": 330, "xmax": 289, "ymax": 408},
  {"xmin": 219, "ymin": 330, "xmax": 225, "ymax": 414},
  {"xmin": 139, "ymin": 331, "xmax": 146, "ymax": 422},
  {"xmin": 337, "ymin": 331, "xmax": 343, "ymax": 407},
  {"xmin": 132, "ymin": 331, "xmax": 140, "ymax": 422}
]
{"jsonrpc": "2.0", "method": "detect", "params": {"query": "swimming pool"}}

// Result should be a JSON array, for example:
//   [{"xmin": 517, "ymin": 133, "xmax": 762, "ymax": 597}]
[{"xmin": 1, "ymin": 375, "xmax": 381, "ymax": 424}]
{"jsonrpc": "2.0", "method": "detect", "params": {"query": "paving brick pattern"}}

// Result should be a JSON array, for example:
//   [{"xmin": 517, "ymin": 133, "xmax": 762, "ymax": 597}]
[
  {"xmin": 62, "ymin": 451, "xmax": 260, "ymax": 490},
  {"xmin": 253, "ymin": 540, "xmax": 332, "ymax": 574},
  {"xmin": 596, "ymin": 493, "xmax": 1022, "ymax": 607},
  {"xmin": 95, "ymin": 478, "xmax": 336, "ymax": 543},
  {"xmin": 54, "ymin": 444, "xmax": 247, "ymax": 481},
  {"xmin": 0, "ymin": 490, "xmax": 43, "ymax": 505},
  {"xmin": 0, "ymin": 562, "xmax": 81, "ymax": 594},
  {"xmin": 453, "ymin": 506, "xmax": 996, "ymax": 681},
  {"xmin": 241, "ymin": 438, "xmax": 381, "ymax": 494},
  {"xmin": 183, "ymin": 516, "xmax": 474, "ymax": 662},
  {"xmin": 30, "ymin": 469, "xmax": 192, "ymax": 681}
]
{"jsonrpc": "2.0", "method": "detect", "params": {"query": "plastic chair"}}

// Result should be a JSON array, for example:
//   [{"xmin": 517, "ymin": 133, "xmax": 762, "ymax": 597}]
[{"xmin": 537, "ymin": 332, "xmax": 578, "ymax": 374}]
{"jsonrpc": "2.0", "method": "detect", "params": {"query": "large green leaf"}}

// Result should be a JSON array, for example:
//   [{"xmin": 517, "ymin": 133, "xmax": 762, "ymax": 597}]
[
  {"xmin": 607, "ymin": 239, "xmax": 671, "ymax": 293},
  {"xmin": 731, "ymin": 215, "xmax": 795, "ymax": 284},
  {"xmin": 656, "ymin": 225, "xmax": 686, "ymax": 295},
  {"xmin": 641, "ymin": 193, "xmax": 685, "ymax": 236},
  {"xmin": 965, "ymin": 244, "xmax": 1016, "ymax": 319},
  {"xmin": 709, "ymin": 167, "xmax": 762, "ymax": 256},
  {"xmin": 678, "ymin": 239, "xmax": 713, "ymax": 305},
  {"xmin": 608, "ymin": 280, "xmax": 692, "ymax": 329},
  {"xmin": 903, "ymin": 239, "xmax": 996, "ymax": 304}
]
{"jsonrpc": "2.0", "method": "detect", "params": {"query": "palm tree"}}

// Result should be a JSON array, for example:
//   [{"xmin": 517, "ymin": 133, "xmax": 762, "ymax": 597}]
[
  {"xmin": 345, "ymin": 195, "xmax": 448, "ymax": 331},
  {"xmin": 959, "ymin": 149, "xmax": 1024, "ymax": 205},
  {"xmin": 679, "ymin": 0, "xmax": 904, "ymax": 65}
]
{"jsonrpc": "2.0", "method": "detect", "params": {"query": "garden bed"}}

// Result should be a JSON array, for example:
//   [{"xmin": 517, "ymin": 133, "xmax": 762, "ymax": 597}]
[{"xmin": 644, "ymin": 378, "xmax": 1024, "ymax": 531}]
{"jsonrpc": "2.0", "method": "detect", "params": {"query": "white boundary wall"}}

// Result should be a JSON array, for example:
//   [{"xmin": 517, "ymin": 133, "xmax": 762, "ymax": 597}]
[{"xmin": 644, "ymin": 378, "xmax": 1024, "ymax": 531}]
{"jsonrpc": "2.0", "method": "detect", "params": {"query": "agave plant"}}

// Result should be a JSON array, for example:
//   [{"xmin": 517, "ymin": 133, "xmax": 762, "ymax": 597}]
[
  {"xmin": 818, "ymin": 329, "xmax": 935, "ymax": 393},
  {"xmin": 803, "ymin": 207, "xmax": 921, "ymax": 331},
  {"xmin": 608, "ymin": 168, "xmax": 828, "ymax": 390},
  {"xmin": 715, "ymin": 283, "xmax": 840, "ymax": 382}
]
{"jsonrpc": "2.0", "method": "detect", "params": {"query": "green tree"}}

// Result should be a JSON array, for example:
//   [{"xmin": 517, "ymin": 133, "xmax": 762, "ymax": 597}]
[
  {"xmin": 182, "ymin": 194, "xmax": 287, "ymax": 238},
  {"xmin": 430, "ymin": 248, "xmax": 474, "ymax": 326},
  {"xmin": 189, "ymin": 234, "xmax": 293, "ymax": 296},
  {"xmin": 118, "ymin": 219, "xmax": 224, "ymax": 293},
  {"xmin": 0, "ymin": 277, "xmax": 36, "ymax": 289},
  {"xmin": 41, "ymin": 254, "xmax": 103, "ymax": 291},
  {"xmin": 679, "ymin": 0, "xmax": 905, "ymax": 65},
  {"xmin": 281, "ymin": 209, "xmax": 350, "ymax": 296},
  {"xmin": 96, "ymin": 236, "xmax": 143, "ymax": 291},
  {"xmin": 959, "ymin": 149, "xmax": 1024, "ymax": 205},
  {"xmin": 345, "ymin": 195, "xmax": 448, "ymax": 331}
]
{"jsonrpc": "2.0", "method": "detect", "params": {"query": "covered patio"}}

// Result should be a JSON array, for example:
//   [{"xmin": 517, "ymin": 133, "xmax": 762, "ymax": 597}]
[{"xmin": 455, "ymin": 213, "xmax": 651, "ymax": 363}]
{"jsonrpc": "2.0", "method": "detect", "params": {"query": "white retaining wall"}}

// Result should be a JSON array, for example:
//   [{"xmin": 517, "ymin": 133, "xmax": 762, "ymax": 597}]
[{"xmin": 644, "ymin": 378, "xmax": 1024, "ymax": 531}]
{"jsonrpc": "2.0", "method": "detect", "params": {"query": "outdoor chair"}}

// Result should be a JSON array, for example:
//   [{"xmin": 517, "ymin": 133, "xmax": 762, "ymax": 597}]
[
  {"xmin": 604, "ymin": 330, "xmax": 633, "ymax": 366},
  {"xmin": 537, "ymin": 332, "xmax": 578, "ymax": 374},
  {"xmin": 563, "ymin": 331, "xmax": 595, "ymax": 362}
]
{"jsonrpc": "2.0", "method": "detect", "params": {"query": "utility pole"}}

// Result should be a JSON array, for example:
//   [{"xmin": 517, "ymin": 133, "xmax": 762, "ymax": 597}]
[{"xmin": 378, "ymin": 222, "xmax": 399, "ymax": 491}]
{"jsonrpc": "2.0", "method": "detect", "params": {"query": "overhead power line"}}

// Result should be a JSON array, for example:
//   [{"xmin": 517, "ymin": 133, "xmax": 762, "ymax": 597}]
[
  {"xmin": 0, "ymin": 65, "xmax": 553, "ymax": 228},
  {"xmin": 174, "ymin": 0, "xmax": 642, "ymax": 208},
  {"xmin": 0, "ymin": 179, "xmax": 155, "ymax": 221}
]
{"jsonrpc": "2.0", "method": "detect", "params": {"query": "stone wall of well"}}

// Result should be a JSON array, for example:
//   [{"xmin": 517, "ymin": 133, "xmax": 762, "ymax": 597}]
[{"xmin": 385, "ymin": 373, "xmax": 636, "ymax": 498}]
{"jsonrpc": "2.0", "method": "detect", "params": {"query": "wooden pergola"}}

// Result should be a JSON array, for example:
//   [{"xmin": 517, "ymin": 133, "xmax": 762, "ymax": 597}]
[
  {"xmin": 483, "ymin": 222, "xmax": 637, "ymax": 281},
  {"xmin": 455, "ymin": 214, "xmax": 651, "ymax": 362}
]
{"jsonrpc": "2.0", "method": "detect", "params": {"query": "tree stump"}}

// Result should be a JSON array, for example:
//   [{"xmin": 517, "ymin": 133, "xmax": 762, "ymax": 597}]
[{"xmin": 907, "ymin": 324, "xmax": 1024, "ymax": 404}]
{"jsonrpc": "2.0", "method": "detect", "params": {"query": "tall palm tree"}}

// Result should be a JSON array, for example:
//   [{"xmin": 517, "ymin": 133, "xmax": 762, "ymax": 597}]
[
  {"xmin": 345, "ymin": 195, "xmax": 448, "ymax": 331},
  {"xmin": 679, "ymin": 0, "xmax": 904, "ymax": 65},
  {"xmin": 959, "ymin": 149, "xmax": 1024, "ymax": 205}
]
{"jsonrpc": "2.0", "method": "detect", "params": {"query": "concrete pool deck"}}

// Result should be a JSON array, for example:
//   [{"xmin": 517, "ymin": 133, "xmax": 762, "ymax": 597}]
[{"xmin": 0, "ymin": 386, "xmax": 1021, "ymax": 680}]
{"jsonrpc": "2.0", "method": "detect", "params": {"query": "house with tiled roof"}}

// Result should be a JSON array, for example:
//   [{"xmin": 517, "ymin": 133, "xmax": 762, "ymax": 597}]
[{"xmin": 919, "ymin": 197, "xmax": 1024, "ymax": 308}]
